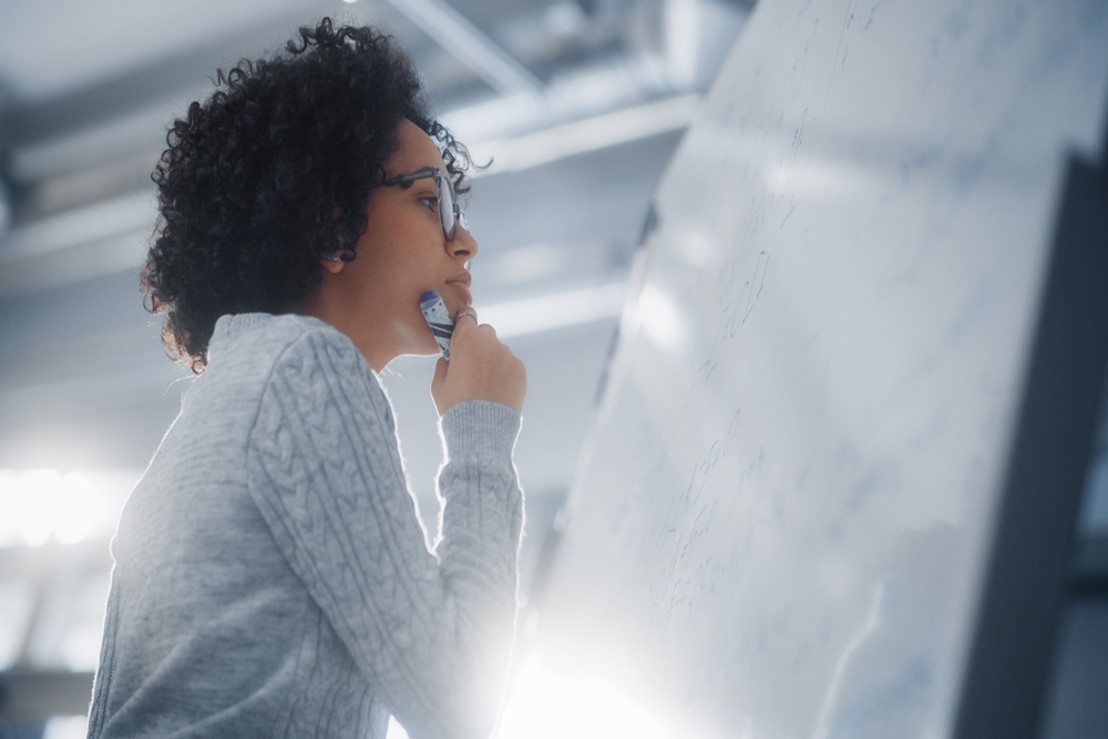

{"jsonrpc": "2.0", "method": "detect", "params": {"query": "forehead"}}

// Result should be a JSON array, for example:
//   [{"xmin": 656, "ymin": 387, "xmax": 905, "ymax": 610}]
[{"xmin": 387, "ymin": 119, "xmax": 447, "ymax": 175}]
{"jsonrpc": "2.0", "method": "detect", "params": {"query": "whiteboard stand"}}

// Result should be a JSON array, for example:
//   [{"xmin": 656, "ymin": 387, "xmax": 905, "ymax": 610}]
[{"xmin": 953, "ymin": 121, "xmax": 1108, "ymax": 739}]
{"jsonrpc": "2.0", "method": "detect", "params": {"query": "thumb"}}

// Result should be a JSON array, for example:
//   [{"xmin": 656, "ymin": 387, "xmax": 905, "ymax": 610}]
[
  {"xmin": 432, "ymin": 355, "xmax": 449, "ymax": 389},
  {"xmin": 431, "ymin": 356, "xmax": 453, "ymax": 416}
]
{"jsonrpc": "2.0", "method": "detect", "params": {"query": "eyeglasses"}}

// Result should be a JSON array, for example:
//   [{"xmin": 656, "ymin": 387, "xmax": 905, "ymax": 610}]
[
  {"xmin": 323, "ymin": 166, "xmax": 468, "ymax": 263},
  {"xmin": 383, "ymin": 166, "xmax": 469, "ymax": 242}
]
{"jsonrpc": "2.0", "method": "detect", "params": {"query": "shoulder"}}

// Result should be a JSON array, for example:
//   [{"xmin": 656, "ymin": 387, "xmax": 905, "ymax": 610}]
[
  {"xmin": 208, "ymin": 313, "xmax": 365, "ymax": 376},
  {"xmin": 215, "ymin": 313, "xmax": 386, "ymax": 416},
  {"xmin": 203, "ymin": 313, "xmax": 382, "ymax": 419},
  {"xmin": 243, "ymin": 316, "xmax": 395, "ymax": 469},
  {"xmin": 210, "ymin": 312, "xmax": 346, "ymax": 353},
  {"xmin": 269, "ymin": 316, "xmax": 371, "ymax": 389}
]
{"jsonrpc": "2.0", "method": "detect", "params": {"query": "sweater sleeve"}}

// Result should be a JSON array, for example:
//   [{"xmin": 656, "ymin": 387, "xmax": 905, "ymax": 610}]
[{"xmin": 244, "ymin": 328, "xmax": 523, "ymax": 739}]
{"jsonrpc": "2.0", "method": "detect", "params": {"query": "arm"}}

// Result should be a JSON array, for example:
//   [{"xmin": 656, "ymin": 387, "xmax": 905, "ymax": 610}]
[{"xmin": 245, "ymin": 328, "xmax": 523, "ymax": 739}]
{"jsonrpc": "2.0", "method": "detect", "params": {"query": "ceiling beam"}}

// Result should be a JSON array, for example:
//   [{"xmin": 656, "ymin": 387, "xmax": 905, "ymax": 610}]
[{"xmin": 384, "ymin": 0, "xmax": 543, "ymax": 96}]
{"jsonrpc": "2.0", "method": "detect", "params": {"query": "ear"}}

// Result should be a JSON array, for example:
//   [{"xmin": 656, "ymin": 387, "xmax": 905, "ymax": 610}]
[{"xmin": 321, "ymin": 258, "xmax": 345, "ymax": 275}]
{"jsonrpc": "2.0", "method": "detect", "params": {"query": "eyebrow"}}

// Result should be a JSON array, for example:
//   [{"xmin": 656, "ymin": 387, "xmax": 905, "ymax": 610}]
[{"xmin": 382, "ymin": 165, "xmax": 437, "ymax": 182}]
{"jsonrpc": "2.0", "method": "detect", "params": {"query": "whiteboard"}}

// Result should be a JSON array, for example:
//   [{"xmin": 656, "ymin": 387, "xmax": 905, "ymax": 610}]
[{"xmin": 510, "ymin": 1, "xmax": 1108, "ymax": 738}]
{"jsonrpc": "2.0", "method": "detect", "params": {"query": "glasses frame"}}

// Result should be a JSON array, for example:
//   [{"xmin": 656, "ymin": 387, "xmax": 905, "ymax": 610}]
[{"xmin": 381, "ymin": 166, "xmax": 468, "ymax": 242}]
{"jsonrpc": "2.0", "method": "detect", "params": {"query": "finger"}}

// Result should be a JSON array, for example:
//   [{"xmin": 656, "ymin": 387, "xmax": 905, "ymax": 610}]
[
  {"xmin": 454, "ymin": 306, "xmax": 479, "ymax": 324},
  {"xmin": 432, "ymin": 356, "xmax": 449, "ymax": 386},
  {"xmin": 430, "ymin": 357, "xmax": 450, "ymax": 415},
  {"xmin": 474, "ymin": 321, "xmax": 498, "ymax": 340}
]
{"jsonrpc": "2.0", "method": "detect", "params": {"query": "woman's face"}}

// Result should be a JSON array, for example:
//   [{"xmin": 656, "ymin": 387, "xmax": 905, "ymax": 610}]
[{"xmin": 305, "ymin": 119, "xmax": 478, "ymax": 370}]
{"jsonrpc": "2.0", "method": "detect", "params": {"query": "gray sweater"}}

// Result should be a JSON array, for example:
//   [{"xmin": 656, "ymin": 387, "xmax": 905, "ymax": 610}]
[{"xmin": 86, "ymin": 313, "xmax": 524, "ymax": 738}]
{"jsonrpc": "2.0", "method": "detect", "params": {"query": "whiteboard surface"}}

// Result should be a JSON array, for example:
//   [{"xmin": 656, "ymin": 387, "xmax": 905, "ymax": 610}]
[{"xmin": 524, "ymin": 1, "xmax": 1108, "ymax": 737}]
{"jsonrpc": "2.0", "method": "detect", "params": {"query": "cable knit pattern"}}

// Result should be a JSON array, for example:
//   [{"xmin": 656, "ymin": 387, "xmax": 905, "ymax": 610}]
[{"xmin": 86, "ymin": 313, "xmax": 524, "ymax": 739}]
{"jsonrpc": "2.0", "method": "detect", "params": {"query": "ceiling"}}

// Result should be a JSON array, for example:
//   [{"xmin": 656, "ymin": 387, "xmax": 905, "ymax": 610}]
[{"xmin": 0, "ymin": 0, "xmax": 751, "ymax": 726}]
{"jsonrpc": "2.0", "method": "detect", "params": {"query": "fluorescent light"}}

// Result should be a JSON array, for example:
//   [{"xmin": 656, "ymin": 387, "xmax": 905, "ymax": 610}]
[
  {"xmin": 12, "ymin": 469, "xmax": 59, "ymax": 547},
  {"xmin": 0, "ymin": 468, "xmax": 135, "ymax": 548},
  {"xmin": 478, "ymin": 280, "xmax": 627, "ymax": 338},
  {"xmin": 0, "ymin": 192, "xmax": 153, "ymax": 262}
]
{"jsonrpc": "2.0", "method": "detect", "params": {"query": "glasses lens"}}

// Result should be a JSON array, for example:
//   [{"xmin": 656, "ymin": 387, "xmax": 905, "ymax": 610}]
[{"xmin": 437, "ymin": 171, "xmax": 457, "ymax": 240}]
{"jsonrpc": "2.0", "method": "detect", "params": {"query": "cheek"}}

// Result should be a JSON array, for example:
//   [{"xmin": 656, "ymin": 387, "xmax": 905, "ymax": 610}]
[{"xmin": 357, "ymin": 212, "xmax": 444, "ymax": 292}]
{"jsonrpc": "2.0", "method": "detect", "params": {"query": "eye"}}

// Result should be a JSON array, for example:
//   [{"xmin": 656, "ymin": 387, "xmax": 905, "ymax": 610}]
[{"xmin": 417, "ymin": 196, "xmax": 438, "ymax": 212}]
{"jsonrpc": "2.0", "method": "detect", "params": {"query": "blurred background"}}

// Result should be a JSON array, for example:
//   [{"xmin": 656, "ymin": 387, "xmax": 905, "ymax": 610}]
[
  {"xmin": 5, "ymin": 1, "xmax": 1107, "ymax": 737},
  {"xmin": 0, "ymin": 0, "xmax": 753, "ymax": 734}
]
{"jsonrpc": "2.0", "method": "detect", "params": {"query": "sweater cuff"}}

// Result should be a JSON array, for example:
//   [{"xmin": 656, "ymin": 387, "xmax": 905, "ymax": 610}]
[{"xmin": 440, "ymin": 401, "xmax": 521, "ymax": 464}]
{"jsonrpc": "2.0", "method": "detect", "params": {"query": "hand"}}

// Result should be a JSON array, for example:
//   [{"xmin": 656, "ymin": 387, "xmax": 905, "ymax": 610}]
[{"xmin": 431, "ymin": 309, "xmax": 527, "ymax": 415}]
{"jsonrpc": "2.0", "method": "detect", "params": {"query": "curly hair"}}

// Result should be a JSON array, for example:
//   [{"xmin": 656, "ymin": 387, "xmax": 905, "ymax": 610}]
[{"xmin": 143, "ymin": 18, "xmax": 473, "ymax": 372}]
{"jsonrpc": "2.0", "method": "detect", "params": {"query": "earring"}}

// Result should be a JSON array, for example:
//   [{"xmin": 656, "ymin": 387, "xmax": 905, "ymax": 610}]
[{"xmin": 323, "ymin": 248, "xmax": 356, "ymax": 263}]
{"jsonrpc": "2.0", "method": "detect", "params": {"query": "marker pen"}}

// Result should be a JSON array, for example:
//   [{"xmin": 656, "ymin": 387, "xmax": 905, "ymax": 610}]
[{"xmin": 420, "ymin": 290, "xmax": 454, "ymax": 361}]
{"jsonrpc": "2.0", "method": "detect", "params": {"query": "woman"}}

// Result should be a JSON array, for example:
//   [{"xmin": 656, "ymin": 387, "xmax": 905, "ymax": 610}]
[{"xmin": 86, "ymin": 18, "xmax": 527, "ymax": 739}]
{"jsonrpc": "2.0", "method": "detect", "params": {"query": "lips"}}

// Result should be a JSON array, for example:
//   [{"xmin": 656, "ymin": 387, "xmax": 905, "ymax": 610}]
[{"xmin": 446, "ymin": 272, "xmax": 472, "ymax": 307}]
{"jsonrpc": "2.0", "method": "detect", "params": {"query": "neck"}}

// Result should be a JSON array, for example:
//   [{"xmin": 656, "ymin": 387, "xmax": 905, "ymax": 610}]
[{"xmin": 297, "ymin": 288, "xmax": 397, "ymax": 373}]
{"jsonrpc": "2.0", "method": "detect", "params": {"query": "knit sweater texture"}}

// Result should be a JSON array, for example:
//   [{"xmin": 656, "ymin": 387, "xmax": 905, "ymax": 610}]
[{"xmin": 86, "ymin": 313, "xmax": 524, "ymax": 738}]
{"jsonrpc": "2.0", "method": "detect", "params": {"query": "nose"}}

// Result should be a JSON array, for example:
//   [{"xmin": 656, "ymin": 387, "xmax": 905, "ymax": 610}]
[{"xmin": 449, "ymin": 224, "xmax": 478, "ymax": 260}]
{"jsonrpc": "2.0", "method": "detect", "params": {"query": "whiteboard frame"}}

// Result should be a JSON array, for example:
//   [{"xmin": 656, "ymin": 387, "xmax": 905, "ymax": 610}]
[{"xmin": 953, "ymin": 138, "xmax": 1108, "ymax": 738}]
